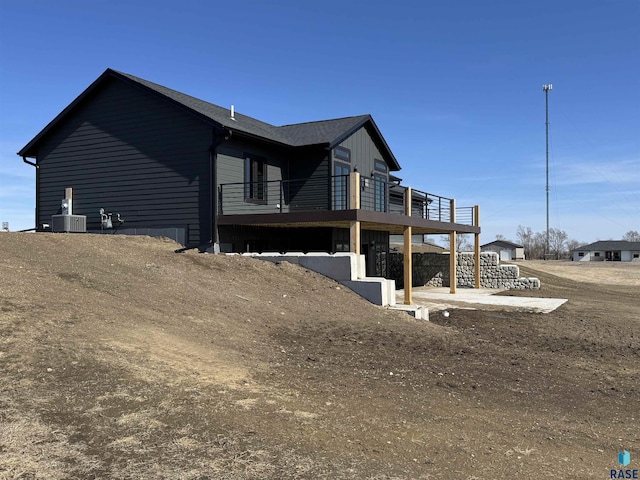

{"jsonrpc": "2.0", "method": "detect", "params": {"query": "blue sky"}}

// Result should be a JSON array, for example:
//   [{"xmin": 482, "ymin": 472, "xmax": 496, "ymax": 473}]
[{"xmin": 1, "ymin": 0, "xmax": 638, "ymax": 243}]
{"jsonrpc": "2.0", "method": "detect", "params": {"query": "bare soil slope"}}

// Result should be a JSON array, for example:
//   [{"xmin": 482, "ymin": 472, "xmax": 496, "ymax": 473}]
[{"xmin": 1, "ymin": 234, "xmax": 638, "ymax": 479}]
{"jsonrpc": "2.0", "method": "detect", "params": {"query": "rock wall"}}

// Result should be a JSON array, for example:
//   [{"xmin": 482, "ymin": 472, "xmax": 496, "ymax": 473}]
[{"xmin": 389, "ymin": 252, "xmax": 540, "ymax": 290}]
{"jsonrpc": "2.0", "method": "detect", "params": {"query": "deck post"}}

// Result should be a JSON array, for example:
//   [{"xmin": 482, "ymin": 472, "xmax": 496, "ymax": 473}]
[
  {"xmin": 349, "ymin": 172, "xmax": 361, "ymax": 255},
  {"xmin": 404, "ymin": 187, "xmax": 412, "ymax": 305},
  {"xmin": 474, "ymin": 205, "xmax": 481, "ymax": 289},
  {"xmin": 349, "ymin": 171, "xmax": 360, "ymax": 210},
  {"xmin": 350, "ymin": 221, "xmax": 360, "ymax": 255},
  {"xmin": 449, "ymin": 198, "xmax": 457, "ymax": 294}
]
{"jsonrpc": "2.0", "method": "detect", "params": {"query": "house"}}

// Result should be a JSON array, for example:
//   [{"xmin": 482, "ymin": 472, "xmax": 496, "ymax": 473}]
[
  {"xmin": 18, "ymin": 68, "xmax": 481, "ymax": 295},
  {"xmin": 389, "ymin": 235, "xmax": 447, "ymax": 253},
  {"xmin": 571, "ymin": 241, "xmax": 640, "ymax": 262},
  {"xmin": 481, "ymin": 240, "xmax": 525, "ymax": 260}
]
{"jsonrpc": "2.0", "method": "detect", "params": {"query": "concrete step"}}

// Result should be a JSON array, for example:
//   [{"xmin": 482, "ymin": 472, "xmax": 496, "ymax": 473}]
[
  {"xmin": 341, "ymin": 277, "xmax": 396, "ymax": 307},
  {"xmin": 388, "ymin": 304, "xmax": 429, "ymax": 320}
]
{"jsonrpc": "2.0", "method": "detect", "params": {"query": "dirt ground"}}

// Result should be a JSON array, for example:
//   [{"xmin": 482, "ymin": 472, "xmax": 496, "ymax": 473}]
[
  {"xmin": 1, "ymin": 233, "xmax": 638, "ymax": 479},
  {"xmin": 513, "ymin": 259, "xmax": 640, "ymax": 286}
]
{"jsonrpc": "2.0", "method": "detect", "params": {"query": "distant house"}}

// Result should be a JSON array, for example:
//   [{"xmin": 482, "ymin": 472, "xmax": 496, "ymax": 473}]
[
  {"xmin": 18, "ymin": 68, "xmax": 480, "ymax": 278},
  {"xmin": 571, "ymin": 241, "xmax": 640, "ymax": 262},
  {"xmin": 389, "ymin": 235, "xmax": 446, "ymax": 253},
  {"xmin": 481, "ymin": 240, "xmax": 525, "ymax": 261}
]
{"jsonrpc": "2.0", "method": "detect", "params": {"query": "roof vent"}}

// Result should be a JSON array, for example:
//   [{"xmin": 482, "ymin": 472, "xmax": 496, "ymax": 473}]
[{"xmin": 230, "ymin": 104, "xmax": 236, "ymax": 121}]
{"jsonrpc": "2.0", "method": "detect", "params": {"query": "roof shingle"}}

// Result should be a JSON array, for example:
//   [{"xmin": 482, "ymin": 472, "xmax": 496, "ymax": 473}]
[
  {"xmin": 115, "ymin": 71, "xmax": 379, "ymax": 150},
  {"xmin": 19, "ymin": 68, "xmax": 401, "ymax": 170},
  {"xmin": 574, "ymin": 240, "xmax": 640, "ymax": 251}
]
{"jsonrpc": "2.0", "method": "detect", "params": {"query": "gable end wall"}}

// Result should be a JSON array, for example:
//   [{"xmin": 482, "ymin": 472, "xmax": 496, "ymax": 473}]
[
  {"xmin": 35, "ymin": 77, "xmax": 212, "ymax": 246},
  {"xmin": 335, "ymin": 126, "xmax": 388, "ymax": 179}
]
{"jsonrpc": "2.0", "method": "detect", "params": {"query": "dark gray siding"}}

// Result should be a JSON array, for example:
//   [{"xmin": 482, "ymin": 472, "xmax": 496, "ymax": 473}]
[
  {"xmin": 287, "ymin": 146, "xmax": 330, "ymax": 211},
  {"xmin": 217, "ymin": 137, "xmax": 287, "ymax": 185},
  {"xmin": 334, "ymin": 126, "xmax": 388, "ymax": 180},
  {"xmin": 217, "ymin": 138, "xmax": 288, "ymax": 214},
  {"xmin": 217, "ymin": 142, "xmax": 329, "ymax": 214},
  {"xmin": 36, "ymin": 77, "xmax": 212, "ymax": 246},
  {"xmin": 336, "ymin": 126, "xmax": 389, "ymax": 212}
]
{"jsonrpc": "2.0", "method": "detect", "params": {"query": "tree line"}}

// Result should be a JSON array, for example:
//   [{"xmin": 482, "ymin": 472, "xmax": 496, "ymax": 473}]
[
  {"xmin": 438, "ymin": 229, "xmax": 639, "ymax": 260},
  {"xmin": 514, "ymin": 227, "xmax": 639, "ymax": 260}
]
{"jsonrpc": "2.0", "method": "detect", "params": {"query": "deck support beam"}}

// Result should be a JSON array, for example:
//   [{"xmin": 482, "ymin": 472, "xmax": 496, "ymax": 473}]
[
  {"xmin": 350, "ymin": 221, "xmax": 361, "ymax": 255},
  {"xmin": 449, "ymin": 231, "xmax": 457, "ymax": 294},
  {"xmin": 474, "ymin": 205, "xmax": 481, "ymax": 289},
  {"xmin": 403, "ymin": 226, "xmax": 412, "ymax": 305},
  {"xmin": 404, "ymin": 187, "xmax": 412, "ymax": 305},
  {"xmin": 449, "ymin": 198, "xmax": 457, "ymax": 294},
  {"xmin": 349, "ymin": 172, "xmax": 361, "ymax": 255}
]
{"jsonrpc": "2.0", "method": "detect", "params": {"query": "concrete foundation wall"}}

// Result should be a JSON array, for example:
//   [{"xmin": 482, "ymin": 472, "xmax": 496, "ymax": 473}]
[
  {"xmin": 389, "ymin": 252, "xmax": 539, "ymax": 290},
  {"xmin": 251, "ymin": 252, "xmax": 362, "ymax": 281},
  {"xmin": 247, "ymin": 252, "xmax": 395, "ymax": 306}
]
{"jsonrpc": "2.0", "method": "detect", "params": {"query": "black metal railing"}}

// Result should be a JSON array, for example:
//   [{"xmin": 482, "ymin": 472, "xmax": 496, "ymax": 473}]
[
  {"xmin": 219, "ymin": 174, "xmax": 476, "ymax": 226},
  {"xmin": 454, "ymin": 206, "xmax": 476, "ymax": 226},
  {"xmin": 364, "ymin": 180, "xmax": 456, "ymax": 223},
  {"xmin": 360, "ymin": 176, "xmax": 388, "ymax": 213},
  {"xmin": 218, "ymin": 175, "xmax": 350, "ymax": 215}
]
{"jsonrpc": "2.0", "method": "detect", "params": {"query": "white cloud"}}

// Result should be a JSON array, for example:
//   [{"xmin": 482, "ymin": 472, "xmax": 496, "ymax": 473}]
[
  {"xmin": 554, "ymin": 159, "xmax": 640, "ymax": 186},
  {"xmin": 524, "ymin": 156, "xmax": 640, "ymax": 186}
]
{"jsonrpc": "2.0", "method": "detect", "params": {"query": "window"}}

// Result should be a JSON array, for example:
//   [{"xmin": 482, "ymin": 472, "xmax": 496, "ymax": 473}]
[
  {"xmin": 332, "ymin": 228, "xmax": 350, "ymax": 252},
  {"xmin": 334, "ymin": 146, "xmax": 351, "ymax": 162},
  {"xmin": 374, "ymin": 159, "xmax": 387, "ymax": 173},
  {"xmin": 634, "ymin": 253, "xmax": 639, "ymax": 259},
  {"xmin": 374, "ymin": 174, "xmax": 386, "ymax": 212},
  {"xmin": 244, "ymin": 155, "xmax": 266, "ymax": 202},
  {"xmin": 373, "ymin": 159, "xmax": 388, "ymax": 212},
  {"xmin": 594, "ymin": 252, "xmax": 600, "ymax": 257},
  {"xmin": 333, "ymin": 162, "xmax": 350, "ymax": 210},
  {"xmin": 578, "ymin": 252, "xmax": 584, "ymax": 257}
]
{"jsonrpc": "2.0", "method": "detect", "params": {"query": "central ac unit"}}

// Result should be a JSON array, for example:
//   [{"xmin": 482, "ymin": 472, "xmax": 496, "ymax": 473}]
[{"xmin": 51, "ymin": 215, "xmax": 87, "ymax": 233}]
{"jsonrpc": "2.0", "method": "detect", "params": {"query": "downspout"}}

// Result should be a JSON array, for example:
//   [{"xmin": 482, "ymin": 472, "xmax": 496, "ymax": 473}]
[
  {"xmin": 175, "ymin": 128, "xmax": 231, "ymax": 254},
  {"xmin": 209, "ymin": 128, "xmax": 231, "ymax": 252},
  {"xmin": 22, "ymin": 156, "xmax": 40, "ymax": 230}
]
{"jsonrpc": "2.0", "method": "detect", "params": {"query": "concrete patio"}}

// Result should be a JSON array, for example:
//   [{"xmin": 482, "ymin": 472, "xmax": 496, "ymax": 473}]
[{"xmin": 397, "ymin": 287, "xmax": 567, "ymax": 314}]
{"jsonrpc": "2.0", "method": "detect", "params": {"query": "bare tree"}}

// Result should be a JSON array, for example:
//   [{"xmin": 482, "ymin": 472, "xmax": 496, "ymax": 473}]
[
  {"xmin": 440, "ymin": 233, "xmax": 474, "ymax": 252},
  {"xmin": 566, "ymin": 238, "xmax": 587, "ymax": 256},
  {"xmin": 517, "ymin": 226, "xmax": 535, "ymax": 259},
  {"xmin": 622, "ymin": 230, "xmax": 640, "ymax": 242},
  {"xmin": 531, "ymin": 231, "xmax": 547, "ymax": 259},
  {"xmin": 517, "ymin": 225, "xmax": 578, "ymax": 259},
  {"xmin": 548, "ymin": 228, "xmax": 569, "ymax": 260},
  {"xmin": 458, "ymin": 234, "xmax": 474, "ymax": 252},
  {"xmin": 495, "ymin": 234, "xmax": 506, "ymax": 241}
]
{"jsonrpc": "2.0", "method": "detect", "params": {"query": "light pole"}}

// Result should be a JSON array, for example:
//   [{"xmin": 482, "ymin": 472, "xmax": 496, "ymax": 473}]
[{"xmin": 543, "ymin": 83, "xmax": 552, "ymax": 257}]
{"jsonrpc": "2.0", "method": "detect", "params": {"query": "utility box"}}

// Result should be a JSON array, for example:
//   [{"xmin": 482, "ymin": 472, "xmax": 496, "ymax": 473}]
[{"xmin": 51, "ymin": 215, "xmax": 87, "ymax": 233}]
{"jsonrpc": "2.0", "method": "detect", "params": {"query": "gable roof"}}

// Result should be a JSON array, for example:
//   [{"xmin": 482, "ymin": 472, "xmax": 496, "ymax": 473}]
[
  {"xmin": 18, "ymin": 68, "xmax": 401, "ymax": 170},
  {"xmin": 481, "ymin": 240, "xmax": 524, "ymax": 249},
  {"xmin": 573, "ymin": 240, "xmax": 640, "ymax": 251},
  {"xmin": 114, "ymin": 70, "xmax": 293, "ymax": 145},
  {"xmin": 278, "ymin": 115, "xmax": 370, "ymax": 147}
]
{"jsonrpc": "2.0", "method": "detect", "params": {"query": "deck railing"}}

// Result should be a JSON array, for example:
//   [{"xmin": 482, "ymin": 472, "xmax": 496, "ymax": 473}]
[
  {"xmin": 218, "ymin": 176, "xmax": 347, "ymax": 215},
  {"xmin": 219, "ymin": 173, "xmax": 477, "ymax": 226}
]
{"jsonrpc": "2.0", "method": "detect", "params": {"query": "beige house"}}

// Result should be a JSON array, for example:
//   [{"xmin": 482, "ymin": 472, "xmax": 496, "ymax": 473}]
[{"xmin": 481, "ymin": 240, "xmax": 525, "ymax": 261}]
